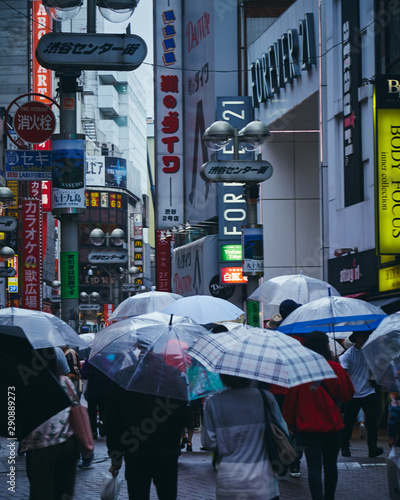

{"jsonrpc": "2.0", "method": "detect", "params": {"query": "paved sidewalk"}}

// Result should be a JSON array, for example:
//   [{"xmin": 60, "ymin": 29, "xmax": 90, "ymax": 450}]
[{"xmin": 0, "ymin": 429, "xmax": 391, "ymax": 499}]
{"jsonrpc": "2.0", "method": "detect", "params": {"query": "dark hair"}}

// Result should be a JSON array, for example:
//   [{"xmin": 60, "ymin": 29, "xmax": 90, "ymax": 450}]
[
  {"xmin": 210, "ymin": 324, "xmax": 229, "ymax": 334},
  {"xmin": 220, "ymin": 374, "xmax": 253, "ymax": 389},
  {"xmin": 304, "ymin": 331, "xmax": 332, "ymax": 361}
]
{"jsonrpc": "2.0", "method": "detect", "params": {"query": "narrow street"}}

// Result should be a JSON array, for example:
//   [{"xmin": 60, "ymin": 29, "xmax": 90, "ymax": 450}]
[{"xmin": 0, "ymin": 429, "xmax": 390, "ymax": 499}]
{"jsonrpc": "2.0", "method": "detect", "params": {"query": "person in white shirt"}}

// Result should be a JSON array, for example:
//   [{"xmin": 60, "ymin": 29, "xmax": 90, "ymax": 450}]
[{"xmin": 339, "ymin": 331, "xmax": 383, "ymax": 458}]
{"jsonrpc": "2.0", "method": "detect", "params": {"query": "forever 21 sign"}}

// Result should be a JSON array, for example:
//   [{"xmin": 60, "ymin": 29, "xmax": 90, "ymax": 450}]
[{"xmin": 250, "ymin": 13, "xmax": 316, "ymax": 107}]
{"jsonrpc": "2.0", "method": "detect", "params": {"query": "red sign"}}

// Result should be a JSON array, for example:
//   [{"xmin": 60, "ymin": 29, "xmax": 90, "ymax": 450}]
[
  {"xmin": 14, "ymin": 101, "xmax": 56, "ymax": 144},
  {"xmin": 22, "ymin": 199, "xmax": 42, "ymax": 310},
  {"xmin": 156, "ymin": 229, "xmax": 171, "ymax": 291},
  {"xmin": 221, "ymin": 267, "xmax": 248, "ymax": 284},
  {"xmin": 42, "ymin": 181, "xmax": 52, "ymax": 211}
]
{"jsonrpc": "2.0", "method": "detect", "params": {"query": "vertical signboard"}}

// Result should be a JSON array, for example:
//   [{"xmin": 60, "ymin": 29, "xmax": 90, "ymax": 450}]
[
  {"xmin": 22, "ymin": 199, "xmax": 42, "ymax": 310},
  {"xmin": 216, "ymin": 97, "xmax": 252, "ymax": 282},
  {"xmin": 52, "ymin": 138, "xmax": 85, "ymax": 213},
  {"xmin": 155, "ymin": 1, "xmax": 184, "ymax": 228},
  {"xmin": 184, "ymin": 2, "xmax": 238, "ymax": 222},
  {"xmin": 156, "ymin": 229, "xmax": 171, "ymax": 291},
  {"xmin": 375, "ymin": 75, "xmax": 400, "ymax": 254},
  {"xmin": 133, "ymin": 213, "xmax": 144, "ymax": 286},
  {"xmin": 342, "ymin": 1, "xmax": 363, "ymax": 206},
  {"xmin": 32, "ymin": 0, "xmax": 53, "ymax": 151},
  {"xmin": 60, "ymin": 252, "xmax": 79, "ymax": 299}
]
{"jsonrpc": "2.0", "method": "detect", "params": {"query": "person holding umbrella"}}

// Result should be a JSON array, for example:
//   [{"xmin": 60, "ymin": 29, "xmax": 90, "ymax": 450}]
[
  {"xmin": 18, "ymin": 347, "xmax": 81, "ymax": 500},
  {"xmin": 283, "ymin": 331, "xmax": 355, "ymax": 500},
  {"xmin": 339, "ymin": 330, "xmax": 384, "ymax": 458},
  {"xmin": 202, "ymin": 373, "xmax": 289, "ymax": 500}
]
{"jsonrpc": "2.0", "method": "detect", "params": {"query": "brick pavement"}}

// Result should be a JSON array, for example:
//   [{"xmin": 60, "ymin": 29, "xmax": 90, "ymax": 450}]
[{"xmin": 0, "ymin": 429, "xmax": 391, "ymax": 499}]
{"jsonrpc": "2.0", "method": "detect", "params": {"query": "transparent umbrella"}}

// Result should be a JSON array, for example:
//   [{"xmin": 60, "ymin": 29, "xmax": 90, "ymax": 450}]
[
  {"xmin": 109, "ymin": 291, "xmax": 183, "ymax": 322},
  {"xmin": 362, "ymin": 312, "xmax": 400, "ymax": 390},
  {"xmin": 278, "ymin": 296, "xmax": 386, "ymax": 338},
  {"xmin": 248, "ymin": 271, "xmax": 340, "ymax": 317},
  {"xmin": 162, "ymin": 295, "xmax": 244, "ymax": 324},
  {"xmin": 0, "ymin": 307, "xmax": 87, "ymax": 349},
  {"xmin": 188, "ymin": 324, "xmax": 336, "ymax": 388},
  {"xmin": 89, "ymin": 311, "xmax": 223, "ymax": 401}
]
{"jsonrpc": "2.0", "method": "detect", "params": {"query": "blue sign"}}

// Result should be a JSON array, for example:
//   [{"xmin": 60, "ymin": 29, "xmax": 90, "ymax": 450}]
[{"xmin": 5, "ymin": 150, "xmax": 52, "ymax": 180}]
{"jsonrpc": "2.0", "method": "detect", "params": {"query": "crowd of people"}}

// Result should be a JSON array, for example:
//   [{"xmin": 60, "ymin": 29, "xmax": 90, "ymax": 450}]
[{"xmin": 16, "ymin": 300, "xmax": 394, "ymax": 500}]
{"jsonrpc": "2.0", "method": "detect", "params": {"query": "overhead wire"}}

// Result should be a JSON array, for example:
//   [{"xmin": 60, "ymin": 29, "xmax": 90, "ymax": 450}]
[{"xmin": 0, "ymin": 0, "xmax": 383, "ymax": 76}]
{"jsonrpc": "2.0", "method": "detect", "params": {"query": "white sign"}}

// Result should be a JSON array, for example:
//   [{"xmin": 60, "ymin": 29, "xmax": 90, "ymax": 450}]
[
  {"xmin": 201, "ymin": 160, "xmax": 273, "ymax": 183},
  {"xmin": 86, "ymin": 156, "xmax": 105, "ymax": 186},
  {"xmin": 79, "ymin": 304, "xmax": 100, "ymax": 311},
  {"xmin": 88, "ymin": 250, "xmax": 128, "ymax": 264},
  {"xmin": 155, "ymin": 0, "xmax": 184, "ymax": 228}
]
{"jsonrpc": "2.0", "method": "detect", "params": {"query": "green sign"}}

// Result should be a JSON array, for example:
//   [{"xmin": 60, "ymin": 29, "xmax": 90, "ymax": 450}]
[
  {"xmin": 247, "ymin": 300, "xmax": 260, "ymax": 327},
  {"xmin": 221, "ymin": 244, "xmax": 242, "ymax": 262},
  {"xmin": 61, "ymin": 252, "xmax": 79, "ymax": 299}
]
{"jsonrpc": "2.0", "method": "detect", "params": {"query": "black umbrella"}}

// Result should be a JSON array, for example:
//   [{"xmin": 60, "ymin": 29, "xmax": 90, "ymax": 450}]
[{"xmin": 0, "ymin": 325, "xmax": 72, "ymax": 441}]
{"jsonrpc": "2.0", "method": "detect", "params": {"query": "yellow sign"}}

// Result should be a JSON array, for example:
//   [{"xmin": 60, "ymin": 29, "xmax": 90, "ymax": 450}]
[
  {"xmin": 379, "ymin": 264, "xmax": 400, "ymax": 292},
  {"xmin": 376, "ymin": 107, "xmax": 400, "ymax": 253}
]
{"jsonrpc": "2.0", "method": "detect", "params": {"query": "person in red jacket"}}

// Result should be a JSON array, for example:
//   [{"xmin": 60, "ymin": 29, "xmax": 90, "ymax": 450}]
[{"xmin": 283, "ymin": 331, "xmax": 355, "ymax": 500}]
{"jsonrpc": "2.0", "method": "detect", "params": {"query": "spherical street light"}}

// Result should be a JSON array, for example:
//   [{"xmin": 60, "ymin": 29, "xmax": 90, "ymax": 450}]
[
  {"xmin": 89, "ymin": 228, "xmax": 106, "ymax": 246},
  {"xmin": 0, "ymin": 246, "xmax": 15, "ymax": 259},
  {"xmin": 0, "ymin": 187, "xmax": 15, "ymax": 208},
  {"xmin": 42, "ymin": 0, "xmax": 82, "ymax": 20},
  {"xmin": 203, "ymin": 121, "xmax": 235, "ymax": 151},
  {"xmin": 89, "ymin": 228, "xmax": 126, "ymax": 247},
  {"xmin": 238, "ymin": 120, "xmax": 270, "ymax": 151},
  {"xmin": 109, "ymin": 228, "xmax": 125, "ymax": 246},
  {"xmin": 97, "ymin": 0, "xmax": 139, "ymax": 22}
]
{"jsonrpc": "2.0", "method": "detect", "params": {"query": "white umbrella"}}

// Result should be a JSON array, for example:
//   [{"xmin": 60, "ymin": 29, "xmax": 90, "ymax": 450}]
[
  {"xmin": 278, "ymin": 296, "xmax": 386, "ymax": 337},
  {"xmin": 362, "ymin": 312, "xmax": 400, "ymax": 390},
  {"xmin": 248, "ymin": 272, "xmax": 340, "ymax": 317},
  {"xmin": 109, "ymin": 290, "xmax": 183, "ymax": 322},
  {"xmin": 162, "ymin": 295, "xmax": 244, "ymax": 324},
  {"xmin": 188, "ymin": 324, "xmax": 336, "ymax": 388}
]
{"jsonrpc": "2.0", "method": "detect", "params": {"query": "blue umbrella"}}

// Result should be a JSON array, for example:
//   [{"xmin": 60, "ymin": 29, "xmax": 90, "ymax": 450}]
[{"xmin": 278, "ymin": 296, "xmax": 386, "ymax": 337}]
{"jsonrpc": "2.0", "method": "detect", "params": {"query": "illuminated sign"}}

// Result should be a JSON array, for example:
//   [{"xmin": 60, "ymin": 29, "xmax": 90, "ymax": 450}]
[
  {"xmin": 221, "ymin": 267, "xmax": 248, "ymax": 284},
  {"xmin": 379, "ymin": 265, "xmax": 400, "ymax": 292},
  {"xmin": 375, "ymin": 76, "xmax": 400, "ymax": 254},
  {"xmin": 220, "ymin": 244, "xmax": 242, "ymax": 262}
]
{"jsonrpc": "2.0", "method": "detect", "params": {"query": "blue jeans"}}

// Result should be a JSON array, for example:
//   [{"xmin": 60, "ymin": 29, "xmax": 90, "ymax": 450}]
[{"xmin": 300, "ymin": 430, "xmax": 342, "ymax": 500}]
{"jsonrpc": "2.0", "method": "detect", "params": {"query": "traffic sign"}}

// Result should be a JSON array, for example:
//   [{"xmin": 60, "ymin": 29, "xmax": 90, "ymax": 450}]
[
  {"xmin": 201, "ymin": 160, "xmax": 273, "ymax": 183},
  {"xmin": 79, "ymin": 304, "xmax": 100, "ymax": 311},
  {"xmin": 36, "ymin": 33, "xmax": 147, "ymax": 72},
  {"xmin": 13, "ymin": 101, "xmax": 56, "ymax": 144}
]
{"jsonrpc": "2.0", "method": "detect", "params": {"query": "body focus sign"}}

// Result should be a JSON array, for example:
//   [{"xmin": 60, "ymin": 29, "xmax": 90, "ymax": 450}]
[{"xmin": 14, "ymin": 101, "xmax": 56, "ymax": 144}]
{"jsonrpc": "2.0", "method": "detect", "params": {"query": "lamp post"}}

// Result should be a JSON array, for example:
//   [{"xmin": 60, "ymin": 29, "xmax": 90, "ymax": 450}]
[
  {"xmin": 202, "ymin": 120, "xmax": 271, "ymax": 326},
  {"xmin": 39, "ymin": 0, "xmax": 145, "ymax": 329},
  {"xmin": 88, "ymin": 228, "xmax": 138, "ymax": 308}
]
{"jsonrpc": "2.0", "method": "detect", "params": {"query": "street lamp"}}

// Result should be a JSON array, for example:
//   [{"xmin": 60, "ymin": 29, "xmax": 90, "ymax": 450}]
[
  {"xmin": 89, "ymin": 228, "xmax": 126, "ymax": 247},
  {"xmin": 0, "ymin": 187, "xmax": 15, "ymax": 208},
  {"xmin": 43, "ymin": 0, "xmax": 139, "ymax": 23},
  {"xmin": 202, "ymin": 120, "xmax": 271, "ymax": 326}
]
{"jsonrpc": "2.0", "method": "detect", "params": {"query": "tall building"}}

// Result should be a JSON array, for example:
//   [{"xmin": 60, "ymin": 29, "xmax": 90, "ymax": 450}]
[{"xmin": 0, "ymin": 0, "xmax": 153, "ymax": 324}]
